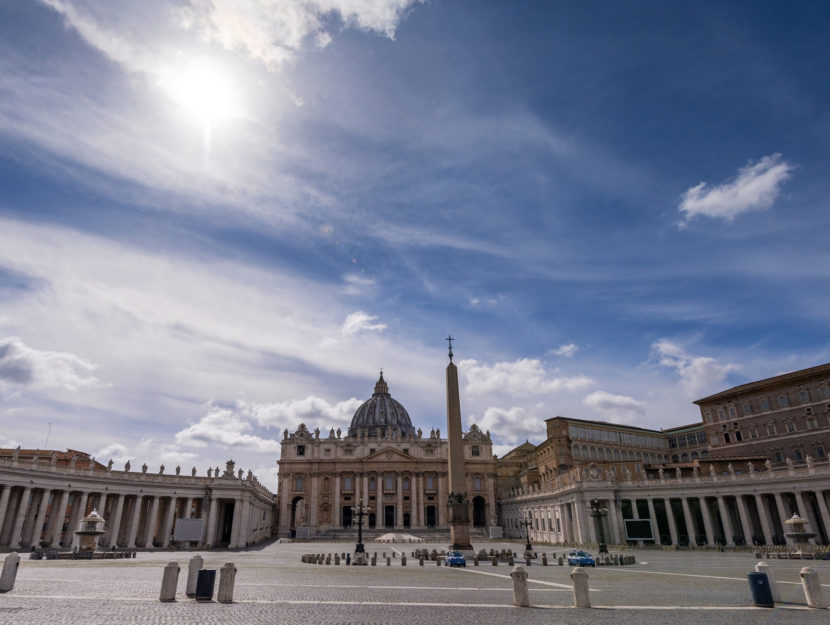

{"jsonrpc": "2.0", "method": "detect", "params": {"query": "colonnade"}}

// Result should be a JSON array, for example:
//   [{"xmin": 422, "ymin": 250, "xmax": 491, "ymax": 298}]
[
  {"xmin": 501, "ymin": 464, "xmax": 830, "ymax": 548},
  {"xmin": 0, "ymin": 462, "xmax": 276, "ymax": 550}
]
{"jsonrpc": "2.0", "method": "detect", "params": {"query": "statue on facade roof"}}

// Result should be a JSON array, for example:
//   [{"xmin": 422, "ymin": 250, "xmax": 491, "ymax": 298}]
[
  {"xmin": 238, "ymin": 468, "xmax": 243, "ymax": 479},
  {"xmin": 208, "ymin": 467, "xmax": 213, "ymax": 478},
  {"xmin": 31, "ymin": 450, "xmax": 39, "ymax": 466},
  {"xmin": 329, "ymin": 428, "xmax": 335, "ymax": 438},
  {"xmin": 284, "ymin": 428, "xmax": 288, "ymax": 440},
  {"xmin": 69, "ymin": 455, "xmax": 77, "ymax": 471},
  {"xmin": 658, "ymin": 466, "xmax": 664, "ymax": 479},
  {"xmin": 806, "ymin": 455, "xmax": 814, "ymax": 469},
  {"xmin": 141, "ymin": 463, "xmax": 148, "ymax": 473},
  {"xmin": 314, "ymin": 427, "xmax": 320, "ymax": 439},
  {"xmin": 786, "ymin": 457, "xmax": 794, "ymax": 470},
  {"xmin": 336, "ymin": 427, "xmax": 341, "ymax": 438},
  {"xmin": 728, "ymin": 463, "xmax": 735, "ymax": 475},
  {"xmin": 159, "ymin": 464, "xmax": 165, "ymax": 475},
  {"xmin": 175, "ymin": 465, "xmax": 181, "ymax": 476},
  {"xmin": 107, "ymin": 459, "xmax": 113, "ymax": 470},
  {"xmin": 125, "ymin": 460, "xmax": 131, "ymax": 472},
  {"xmin": 765, "ymin": 459, "xmax": 772, "ymax": 471},
  {"xmin": 51, "ymin": 452, "xmax": 58, "ymax": 467},
  {"xmin": 709, "ymin": 464, "xmax": 716, "ymax": 477},
  {"xmin": 746, "ymin": 461, "xmax": 754, "ymax": 473}
]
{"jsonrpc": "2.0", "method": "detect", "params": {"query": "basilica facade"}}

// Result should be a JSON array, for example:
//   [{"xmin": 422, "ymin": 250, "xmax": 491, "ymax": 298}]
[{"xmin": 276, "ymin": 373, "xmax": 498, "ymax": 537}]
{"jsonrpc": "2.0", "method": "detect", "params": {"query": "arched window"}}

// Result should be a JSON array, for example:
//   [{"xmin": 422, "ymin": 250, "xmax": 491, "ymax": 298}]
[
  {"xmin": 597, "ymin": 448, "xmax": 605, "ymax": 460},
  {"xmin": 573, "ymin": 445, "xmax": 580, "ymax": 458},
  {"xmin": 403, "ymin": 477, "xmax": 410, "ymax": 490},
  {"xmin": 474, "ymin": 476, "xmax": 482, "ymax": 491},
  {"xmin": 613, "ymin": 449, "xmax": 620, "ymax": 461},
  {"xmin": 590, "ymin": 447, "xmax": 597, "ymax": 459},
  {"xmin": 295, "ymin": 476, "xmax": 303, "ymax": 491}
]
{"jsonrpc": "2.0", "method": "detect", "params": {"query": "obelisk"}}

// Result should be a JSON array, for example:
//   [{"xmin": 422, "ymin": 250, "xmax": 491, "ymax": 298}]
[{"xmin": 445, "ymin": 336, "xmax": 473, "ymax": 552}]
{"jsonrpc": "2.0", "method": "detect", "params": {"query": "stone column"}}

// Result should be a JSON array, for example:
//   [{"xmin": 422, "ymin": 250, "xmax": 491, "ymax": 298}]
[
  {"xmin": 143, "ymin": 496, "xmax": 160, "ymax": 547},
  {"xmin": 735, "ymin": 495, "xmax": 753, "ymax": 545},
  {"xmin": 700, "ymin": 498, "xmax": 715, "ymax": 546},
  {"xmin": 0, "ymin": 486, "xmax": 12, "ymax": 539},
  {"xmin": 793, "ymin": 491, "xmax": 808, "ymax": 518},
  {"xmin": 9, "ymin": 487, "xmax": 32, "ymax": 548},
  {"xmin": 664, "ymin": 498, "xmax": 678, "ymax": 546},
  {"xmin": 162, "ymin": 497, "xmax": 177, "ymax": 547},
  {"xmin": 108, "ymin": 494, "xmax": 126, "ymax": 547},
  {"xmin": 609, "ymin": 497, "xmax": 623, "ymax": 545},
  {"xmin": 309, "ymin": 473, "xmax": 319, "ymax": 529},
  {"xmin": 716, "ymin": 496, "xmax": 734, "ymax": 546},
  {"xmin": 487, "ymin": 474, "xmax": 497, "ymax": 527},
  {"xmin": 773, "ymin": 493, "xmax": 789, "ymax": 543},
  {"xmin": 646, "ymin": 498, "xmax": 658, "ymax": 542},
  {"xmin": 574, "ymin": 498, "xmax": 590, "ymax": 544},
  {"xmin": 50, "ymin": 490, "xmax": 71, "ymax": 547},
  {"xmin": 362, "ymin": 473, "xmax": 369, "ymax": 506},
  {"xmin": 680, "ymin": 497, "xmax": 698, "ymax": 544},
  {"xmin": 396, "ymin": 473, "xmax": 403, "ymax": 527},
  {"xmin": 31, "ymin": 489, "xmax": 52, "ymax": 548},
  {"xmin": 70, "ymin": 492, "xmax": 90, "ymax": 548},
  {"xmin": 126, "ymin": 495, "xmax": 144, "ymax": 548},
  {"xmin": 279, "ymin": 474, "xmax": 290, "ymax": 535},
  {"xmin": 238, "ymin": 497, "xmax": 251, "ymax": 547},
  {"xmin": 754, "ymin": 495, "xmax": 774, "ymax": 545},
  {"xmin": 411, "ymin": 473, "xmax": 420, "ymax": 528},
  {"xmin": 184, "ymin": 497, "xmax": 193, "ymax": 520},
  {"xmin": 332, "ymin": 475, "xmax": 341, "ymax": 528},
  {"xmin": 205, "ymin": 498, "xmax": 219, "ymax": 546},
  {"xmin": 229, "ymin": 498, "xmax": 243, "ymax": 547}
]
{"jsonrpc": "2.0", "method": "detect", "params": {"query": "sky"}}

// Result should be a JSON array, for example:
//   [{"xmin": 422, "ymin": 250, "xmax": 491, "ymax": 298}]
[{"xmin": 1, "ymin": 0, "xmax": 829, "ymax": 490}]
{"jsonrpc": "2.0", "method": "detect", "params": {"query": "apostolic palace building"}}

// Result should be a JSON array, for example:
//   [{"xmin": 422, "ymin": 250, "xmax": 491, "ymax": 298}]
[{"xmin": 1, "ymin": 361, "xmax": 830, "ymax": 551}]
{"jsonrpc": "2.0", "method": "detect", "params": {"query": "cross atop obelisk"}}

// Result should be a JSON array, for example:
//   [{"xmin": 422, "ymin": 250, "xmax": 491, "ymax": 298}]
[{"xmin": 445, "ymin": 336, "xmax": 472, "ymax": 552}]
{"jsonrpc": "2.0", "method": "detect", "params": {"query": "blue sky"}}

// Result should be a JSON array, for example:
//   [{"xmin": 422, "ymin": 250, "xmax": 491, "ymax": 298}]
[{"xmin": 1, "ymin": 0, "xmax": 829, "ymax": 489}]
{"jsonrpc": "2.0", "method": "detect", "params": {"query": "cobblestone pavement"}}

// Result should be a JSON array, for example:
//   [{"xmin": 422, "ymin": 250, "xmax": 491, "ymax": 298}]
[{"xmin": 2, "ymin": 542, "xmax": 829, "ymax": 624}]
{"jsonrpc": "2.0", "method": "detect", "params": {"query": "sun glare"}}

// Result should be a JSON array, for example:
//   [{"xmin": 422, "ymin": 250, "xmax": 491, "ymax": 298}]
[{"xmin": 159, "ymin": 60, "xmax": 242, "ymax": 124}]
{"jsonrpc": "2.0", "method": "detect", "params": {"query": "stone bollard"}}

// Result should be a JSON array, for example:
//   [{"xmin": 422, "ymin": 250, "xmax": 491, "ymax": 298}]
[
  {"xmin": 570, "ymin": 566, "xmax": 590, "ymax": 608},
  {"xmin": 755, "ymin": 562, "xmax": 780, "ymax": 602},
  {"xmin": 186, "ymin": 555, "xmax": 204, "ymax": 598},
  {"xmin": 492, "ymin": 556, "xmax": 498, "ymax": 566},
  {"xmin": 387, "ymin": 557, "xmax": 391, "ymax": 566},
  {"xmin": 473, "ymin": 556, "xmax": 479, "ymax": 566},
  {"xmin": 326, "ymin": 555, "xmax": 331, "ymax": 565},
  {"xmin": 800, "ymin": 567, "xmax": 826, "ymax": 608},
  {"xmin": 510, "ymin": 565, "xmax": 530, "ymax": 607},
  {"xmin": 525, "ymin": 555, "xmax": 532, "ymax": 566},
  {"xmin": 346, "ymin": 554, "xmax": 351, "ymax": 565},
  {"xmin": 0, "ymin": 553, "xmax": 21, "ymax": 594},
  {"xmin": 508, "ymin": 555, "xmax": 514, "ymax": 566},
  {"xmin": 159, "ymin": 562, "xmax": 180, "ymax": 602},
  {"xmin": 437, "ymin": 557, "xmax": 441, "ymax": 566},
  {"xmin": 335, "ymin": 554, "xmax": 340, "ymax": 565},
  {"xmin": 401, "ymin": 555, "xmax": 407, "ymax": 566},
  {"xmin": 558, "ymin": 556, "xmax": 563, "ymax": 566},
  {"xmin": 217, "ymin": 563, "xmax": 237, "ymax": 604},
  {"xmin": 542, "ymin": 553, "xmax": 548, "ymax": 566},
  {"xmin": 419, "ymin": 556, "xmax": 424, "ymax": 566}
]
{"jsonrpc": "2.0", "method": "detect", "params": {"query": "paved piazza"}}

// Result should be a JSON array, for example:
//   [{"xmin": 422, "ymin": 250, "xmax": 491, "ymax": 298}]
[{"xmin": 1, "ymin": 541, "xmax": 829, "ymax": 624}]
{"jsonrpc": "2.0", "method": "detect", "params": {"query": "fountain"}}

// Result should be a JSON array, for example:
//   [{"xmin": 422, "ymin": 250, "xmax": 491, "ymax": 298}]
[
  {"xmin": 74, "ymin": 509, "xmax": 106, "ymax": 552},
  {"xmin": 784, "ymin": 514, "xmax": 816, "ymax": 557}
]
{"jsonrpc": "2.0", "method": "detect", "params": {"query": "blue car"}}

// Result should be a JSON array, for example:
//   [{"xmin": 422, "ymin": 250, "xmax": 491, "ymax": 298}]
[
  {"xmin": 446, "ymin": 550, "xmax": 466, "ymax": 567},
  {"xmin": 566, "ymin": 550, "xmax": 596, "ymax": 566}
]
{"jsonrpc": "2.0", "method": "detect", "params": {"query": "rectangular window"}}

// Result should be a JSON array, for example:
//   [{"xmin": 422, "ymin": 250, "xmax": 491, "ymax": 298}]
[
  {"xmin": 717, "ymin": 409, "xmax": 725, "ymax": 420},
  {"xmin": 749, "ymin": 428, "xmax": 758, "ymax": 439},
  {"xmin": 822, "ymin": 386, "xmax": 830, "ymax": 399},
  {"xmin": 767, "ymin": 423, "xmax": 776, "ymax": 436},
  {"xmin": 728, "ymin": 406, "xmax": 737, "ymax": 417},
  {"xmin": 778, "ymin": 395, "xmax": 790, "ymax": 408},
  {"xmin": 471, "ymin": 446, "xmax": 480, "ymax": 457},
  {"xmin": 669, "ymin": 437, "xmax": 677, "ymax": 448},
  {"xmin": 735, "ymin": 431, "xmax": 742, "ymax": 441},
  {"xmin": 343, "ymin": 476, "xmax": 353, "ymax": 491},
  {"xmin": 807, "ymin": 417, "xmax": 817, "ymax": 429},
  {"xmin": 799, "ymin": 389, "xmax": 810, "ymax": 402},
  {"xmin": 297, "ymin": 445, "xmax": 305, "ymax": 457},
  {"xmin": 743, "ymin": 403, "xmax": 752, "ymax": 415},
  {"xmin": 786, "ymin": 421, "xmax": 796, "ymax": 433},
  {"xmin": 816, "ymin": 446, "xmax": 826, "ymax": 458},
  {"xmin": 686, "ymin": 434, "xmax": 697, "ymax": 446},
  {"xmin": 794, "ymin": 449, "xmax": 804, "ymax": 460},
  {"xmin": 697, "ymin": 432, "xmax": 707, "ymax": 444},
  {"xmin": 760, "ymin": 398, "xmax": 771, "ymax": 411},
  {"xmin": 724, "ymin": 432, "xmax": 731, "ymax": 443},
  {"xmin": 773, "ymin": 451, "xmax": 784, "ymax": 463}
]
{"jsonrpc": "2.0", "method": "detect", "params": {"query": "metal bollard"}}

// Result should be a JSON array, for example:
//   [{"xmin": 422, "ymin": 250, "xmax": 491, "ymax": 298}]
[
  {"xmin": 346, "ymin": 554, "xmax": 351, "ymax": 565},
  {"xmin": 755, "ymin": 562, "xmax": 780, "ymax": 602},
  {"xmin": 510, "ymin": 565, "xmax": 529, "ymax": 607},
  {"xmin": 217, "ymin": 562, "xmax": 237, "ymax": 603},
  {"xmin": 800, "ymin": 567, "xmax": 826, "ymax": 608},
  {"xmin": 159, "ymin": 561, "xmax": 180, "ymax": 602},
  {"xmin": 186, "ymin": 555, "xmax": 204, "ymax": 598},
  {"xmin": 570, "ymin": 566, "xmax": 590, "ymax": 608},
  {"xmin": 0, "ymin": 553, "xmax": 21, "ymax": 593}
]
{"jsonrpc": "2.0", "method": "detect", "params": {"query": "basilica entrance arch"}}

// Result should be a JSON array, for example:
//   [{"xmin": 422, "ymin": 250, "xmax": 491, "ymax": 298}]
[
  {"xmin": 368, "ymin": 512, "xmax": 376, "ymax": 528},
  {"xmin": 472, "ymin": 496, "xmax": 486, "ymax": 527},
  {"xmin": 384, "ymin": 505, "xmax": 395, "ymax": 528},
  {"xmin": 425, "ymin": 505, "xmax": 436, "ymax": 528},
  {"xmin": 290, "ymin": 496, "xmax": 305, "ymax": 537},
  {"xmin": 403, "ymin": 512, "xmax": 411, "ymax": 528},
  {"xmin": 341, "ymin": 506, "xmax": 353, "ymax": 528}
]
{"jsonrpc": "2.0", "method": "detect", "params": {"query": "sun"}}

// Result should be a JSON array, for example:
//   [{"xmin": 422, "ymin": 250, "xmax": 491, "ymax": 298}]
[{"xmin": 158, "ymin": 59, "xmax": 242, "ymax": 124}]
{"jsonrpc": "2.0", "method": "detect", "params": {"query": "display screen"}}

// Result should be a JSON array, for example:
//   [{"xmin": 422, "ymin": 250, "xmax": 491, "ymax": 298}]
[{"xmin": 173, "ymin": 518, "xmax": 204, "ymax": 542}]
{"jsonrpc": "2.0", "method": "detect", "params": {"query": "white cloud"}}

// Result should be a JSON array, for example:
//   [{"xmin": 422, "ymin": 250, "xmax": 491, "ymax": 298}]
[
  {"xmin": 342, "ymin": 311, "xmax": 387, "ymax": 335},
  {"xmin": 583, "ymin": 390, "xmax": 645, "ymax": 423},
  {"xmin": 652, "ymin": 340, "xmax": 739, "ymax": 397},
  {"xmin": 0, "ymin": 336, "xmax": 102, "ymax": 392},
  {"xmin": 1, "ymin": 439, "xmax": 22, "ymax": 449},
  {"xmin": 175, "ymin": 403, "xmax": 282, "ymax": 452},
  {"xmin": 551, "ymin": 343, "xmax": 578, "ymax": 358},
  {"xmin": 678, "ymin": 153, "xmax": 793, "ymax": 225},
  {"xmin": 95, "ymin": 443, "xmax": 130, "ymax": 464},
  {"xmin": 342, "ymin": 273, "xmax": 376, "ymax": 296},
  {"xmin": 471, "ymin": 406, "xmax": 546, "ymax": 448},
  {"xmin": 246, "ymin": 396, "xmax": 362, "ymax": 429},
  {"xmin": 458, "ymin": 358, "xmax": 592, "ymax": 396}
]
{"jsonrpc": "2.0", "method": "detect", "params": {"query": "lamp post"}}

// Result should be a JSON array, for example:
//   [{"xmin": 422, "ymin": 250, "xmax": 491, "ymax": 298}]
[
  {"xmin": 351, "ymin": 498, "xmax": 370, "ymax": 554},
  {"xmin": 587, "ymin": 499, "xmax": 608, "ymax": 553},
  {"xmin": 519, "ymin": 514, "xmax": 533, "ymax": 553}
]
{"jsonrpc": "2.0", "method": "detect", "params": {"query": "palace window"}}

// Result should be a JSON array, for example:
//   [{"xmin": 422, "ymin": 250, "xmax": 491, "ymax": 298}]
[
  {"xmin": 785, "ymin": 421, "xmax": 796, "ymax": 433},
  {"xmin": 749, "ymin": 427, "xmax": 759, "ymax": 439},
  {"xmin": 403, "ymin": 478, "xmax": 410, "ymax": 490},
  {"xmin": 369, "ymin": 478, "xmax": 376, "ymax": 490},
  {"xmin": 697, "ymin": 432, "xmax": 707, "ymax": 444},
  {"xmin": 717, "ymin": 408, "xmax": 725, "ymax": 420},
  {"xmin": 799, "ymin": 388, "xmax": 810, "ymax": 403},
  {"xmin": 742, "ymin": 402, "xmax": 752, "ymax": 415},
  {"xmin": 772, "ymin": 450, "xmax": 784, "ymax": 463},
  {"xmin": 806, "ymin": 417, "xmax": 817, "ymax": 430},
  {"xmin": 471, "ymin": 446, "xmax": 480, "ymax": 457},
  {"xmin": 724, "ymin": 432, "xmax": 731, "ymax": 443},
  {"xmin": 704, "ymin": 410, "xmax": 712, "ymax": 423},
  {"xmin": 815, "ymin": 445, "xmax": 826, "ymax": 458},
  {"xmin": 821, "ymin": 385, "xmax": 830, "ymax": 399},
  {"xmin": 728, "ymin": 405, "xmax": 737, "ymax": 418},
  {"xmin": 767, "ymin": 423, "xmax": 777, "ymax": 436},
  {"xmin": 297, "ymin": 445, "xmax": 305, "ymax": 457},
  {"xmin": 794, "ymin": 448, "xmax": 804, "ymax": 461},
  {"xmin": 778, "ymin": 395, "xmax": 790, "ymax": 408},
  {"xmin": 760, "ymin": 397, "xmax": 771, "ymax": 411}
]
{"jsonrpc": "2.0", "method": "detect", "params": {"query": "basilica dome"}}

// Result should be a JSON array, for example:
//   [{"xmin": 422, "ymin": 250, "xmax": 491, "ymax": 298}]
[{"xmin": 348, "ymin": 372, "xmax": 413, "ymax": 437}]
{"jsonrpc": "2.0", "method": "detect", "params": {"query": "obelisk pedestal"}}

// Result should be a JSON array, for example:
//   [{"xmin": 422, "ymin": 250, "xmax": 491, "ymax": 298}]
[{"xmin": 446, "ymin": 337, "xmax": 473, "ymax": 552}]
